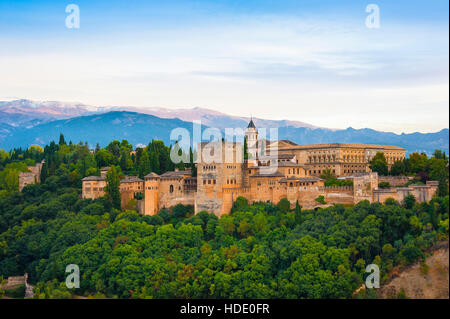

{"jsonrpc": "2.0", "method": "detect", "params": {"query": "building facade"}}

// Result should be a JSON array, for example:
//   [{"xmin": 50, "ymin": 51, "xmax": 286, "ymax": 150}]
[
  {"xmin": 81, "ymin": 121, "xmax": 437, "ymax": 216},
  {"xmin": 267, "ymin": 140, "xmax": 406, "ymax": 176}
]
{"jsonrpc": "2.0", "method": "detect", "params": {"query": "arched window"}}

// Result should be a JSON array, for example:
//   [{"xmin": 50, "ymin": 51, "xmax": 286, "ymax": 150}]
[{"xmin": 170, "ymin": 185, "xmax": 174, "ymax": 193}]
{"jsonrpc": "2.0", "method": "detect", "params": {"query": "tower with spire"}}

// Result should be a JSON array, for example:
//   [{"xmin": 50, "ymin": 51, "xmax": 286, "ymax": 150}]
[{"xmin": 245, "ymin": 117, "xmax": 259, "ymax": 165}]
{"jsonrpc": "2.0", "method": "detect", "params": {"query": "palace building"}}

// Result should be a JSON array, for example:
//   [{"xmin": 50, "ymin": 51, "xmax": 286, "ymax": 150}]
[{"xmin": 81, "ymin": 120, "xmax": 438, "ymax": 216}]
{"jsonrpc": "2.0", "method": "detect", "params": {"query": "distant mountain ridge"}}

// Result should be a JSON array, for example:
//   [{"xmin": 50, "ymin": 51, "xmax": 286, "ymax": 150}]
[
  {"xmin": 0, "ymin": 99, "xmax": 448, "ymax": 155},
  {"xmin": 0, "ymin": 99, "xmax": 319, "ymax": 130},
  {"xmin": 1, "ymin": 111, "xmax": 199, "ymax": 150}
]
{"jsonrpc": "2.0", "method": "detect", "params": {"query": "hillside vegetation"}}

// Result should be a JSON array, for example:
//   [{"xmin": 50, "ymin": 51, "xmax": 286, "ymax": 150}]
[{"xmin": 0, "ymin": 138, "xmax": 448, "ymax": 299}]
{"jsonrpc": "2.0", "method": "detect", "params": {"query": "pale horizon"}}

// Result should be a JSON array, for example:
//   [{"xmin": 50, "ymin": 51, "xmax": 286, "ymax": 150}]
[{"xmin": 0, "ymin": 0, "xmax": 448, "ymax": 134}]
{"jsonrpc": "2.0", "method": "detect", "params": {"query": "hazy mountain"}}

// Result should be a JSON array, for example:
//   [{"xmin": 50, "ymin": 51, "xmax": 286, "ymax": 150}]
[
  {"xmin": 277, "ymin": 126, "xmax": 449, "ymax": 155},
  {"xmin": 0, "ymin": 100, "xmax": 448, "ymax": 155},
  {"xmin": 0, "ymin": 99, "xmax": 100, "ymax": 127},
  {"xmin": 0, "ymin": 110, "xmax": 447, "ymax": 155},
  {"xmin": 0, "ymin": 111, "xmax": 202, "ymax": 150},
  {"xmin": 0, "ymin": 99, "xmax": 318, "ymax": 130},
  {"xmin": 109, "ymin": 106, "xmax": 320, "ymax": 130}
]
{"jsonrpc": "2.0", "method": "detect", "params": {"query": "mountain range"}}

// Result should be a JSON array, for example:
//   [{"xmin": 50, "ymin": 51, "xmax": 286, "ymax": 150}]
[{"xmin": 0, "ymin": 99, "xmax": 448, "ymax": 155}]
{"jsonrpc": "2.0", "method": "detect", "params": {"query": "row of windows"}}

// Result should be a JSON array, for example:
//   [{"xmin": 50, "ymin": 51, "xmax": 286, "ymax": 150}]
[
  {"xmin": 85, "ymin": 187, "xmax": 103, "ymax": 192},
  {"xmin": 227, "ymin": 179, "xmax": 237, "ymax": 185},
  {"xmin": 203, "ymin": 179, "xmax": 217, "ymax": 185},
  {"xmin": 343, "ymin": 169, "xmax": 365, "ymax": 174},
  {"xmin": 121, "ymin": 186, "xmax": 142, "ymax": 191},
  {"xmin": 342, "ymin": 155, "xmax": 365, "ymax": 163},
  {"xmin": 309, "ymin": 169, "xmax": 335, "ymax": 175},
  {"xmin": 203, "ymin": 165, "xmax": 216, "ymax": 170},
  {"xmin": 226, "ymin": 165, "xmax": 237, "ymax": 169},
  {"xmin": 169, "ymin": 185, "xmax": 182, "ymax": 193},
  {"xmin": 288, "ymin": 168, "xmax": 301, "ymax": 174},
  {"xmin": 146, "ymin": 186, "xmax": 158, "ymax": 190},
  {"xmin": 308, "ymin": 155, "xmax": 337, "ymax": 163}
]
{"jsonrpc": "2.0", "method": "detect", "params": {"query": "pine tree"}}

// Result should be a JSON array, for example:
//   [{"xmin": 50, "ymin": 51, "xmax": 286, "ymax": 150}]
[
  {"xmin": 40, "ymin": 161, "xmax": 48, "ymax": 183},
  {"xmin": 59, "ymin": 133, "xmax": 66, "ymax": 146},
  {"xmin": 150, "ymin": 150, "xmax": 160, "ymax": 174},
  {"xmin": 139, "ymin": 150, "xmax": 152, "ymax": 178}
]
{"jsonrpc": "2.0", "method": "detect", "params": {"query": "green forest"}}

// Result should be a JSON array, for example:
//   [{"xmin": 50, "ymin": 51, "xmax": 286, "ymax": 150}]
[{"xmin": 0, "ymin": 136, "xmax": 448, "ymax": 299}]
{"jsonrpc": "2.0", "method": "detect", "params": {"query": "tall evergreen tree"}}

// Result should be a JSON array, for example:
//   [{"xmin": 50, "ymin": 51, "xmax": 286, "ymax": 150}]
[
  {"xmin": 139, "ymin": 150, "xmax": 152, "ymax": 178},
  {"xmin": 243, "ymin": 136, "xmax": 249, "ymax": 160},
  {"xmin": 149, "ymin": 150, "xmax": 160, "ymax": 174},
  {"xmin": 105, "ymin": 166, "xmax": 121, "ymax": 210},
  {"xmin": 40, "ymin": 161, "xmax": 49, "ymax": 182},
  {"xmin": 58, "ymin": 133, "xmax": 66, "ymax": 146}
]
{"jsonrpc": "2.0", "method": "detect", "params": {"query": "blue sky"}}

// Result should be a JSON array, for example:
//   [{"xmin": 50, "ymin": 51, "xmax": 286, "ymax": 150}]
[{"xmin": 0, "ymin": 0, "xmax": 448, "ymax": 133}]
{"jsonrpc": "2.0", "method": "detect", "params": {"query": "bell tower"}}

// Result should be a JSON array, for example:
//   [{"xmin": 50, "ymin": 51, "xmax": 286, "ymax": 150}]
[{"xmin": 245, "ymin": 117, "xmax": 258, "ymax": 165}]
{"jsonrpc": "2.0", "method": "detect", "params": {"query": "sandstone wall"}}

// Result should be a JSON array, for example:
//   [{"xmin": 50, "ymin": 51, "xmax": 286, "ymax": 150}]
[{"xmin": 378, "ymin": 175, "xmax": 411, "ymax": 187}]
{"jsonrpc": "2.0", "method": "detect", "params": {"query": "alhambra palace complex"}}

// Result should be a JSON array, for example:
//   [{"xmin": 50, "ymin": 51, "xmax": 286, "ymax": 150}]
[{"xmin": 80, "ymin": 120, "xmax": 439, "ymax": 216}]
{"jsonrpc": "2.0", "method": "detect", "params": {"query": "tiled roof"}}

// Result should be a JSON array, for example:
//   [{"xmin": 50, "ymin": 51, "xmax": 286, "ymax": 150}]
[
  {"xmin": 259, "ymin": 153, "xmax": 295, "ymax": 160},
  {"xmin": 120, "ymin": 176, "xmax": 143, "ymax": 183},
  {"xmin": 82, "ymin": 176, "xmax": 105, "ymax": 181},
  {"xmin": 279, "ymin": 177, "xmax": 323, "ymax": 183},
  {"xmin": 144, "ymin": 172, "xmax": 160, "ymax": 178},
  {"xmin": 271, "ymin": 143, "xmax": 405, "ymax": 151},
  {"xmin": 250, "ymin": 170, "xmax": 285, "ymax": 178},
  {"xmin": 160, "ymin": 170, "xmax": 192, "ymax": 179},
  {"xmin": 276, "ymin": 162, "xmax": 304, "ymax": 167}
]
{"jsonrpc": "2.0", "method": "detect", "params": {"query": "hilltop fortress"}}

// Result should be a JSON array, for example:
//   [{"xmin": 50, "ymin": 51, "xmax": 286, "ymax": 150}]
[{"xmin": 82, "ymin": 120, "xmax": 439, "ymax": 216}]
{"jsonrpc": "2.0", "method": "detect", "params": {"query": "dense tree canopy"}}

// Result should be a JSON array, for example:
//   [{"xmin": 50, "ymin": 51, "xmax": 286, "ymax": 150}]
[
  {"xmin": 369, "ymin": 153, "xmax": 388, "ymax": 176},
  {"xmin": 0, "ymin": 137, "xmax": 448, "ymax": 299}
]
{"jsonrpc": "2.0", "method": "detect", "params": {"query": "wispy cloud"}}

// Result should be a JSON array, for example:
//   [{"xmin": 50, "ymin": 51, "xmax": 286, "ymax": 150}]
[{"xmin": 0, "ymin": 2, "xmax": 448, "ymax": 133}]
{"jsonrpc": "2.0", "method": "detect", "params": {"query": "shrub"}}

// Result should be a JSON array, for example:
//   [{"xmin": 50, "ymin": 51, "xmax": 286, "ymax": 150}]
[
  {"xmin": 4, "ymin": 284, "xmax": 26, "ymax": 298},
  {"xmin": 315, "ymin": 195, "xmax": 326, "ymax": 205},
  {"xmin": 378, "ymin": 182, "xmax": 391, "ymax": 189},
  {"xmin": 420, "ymin": 262, "xmax": 430, "ymax": 276}
]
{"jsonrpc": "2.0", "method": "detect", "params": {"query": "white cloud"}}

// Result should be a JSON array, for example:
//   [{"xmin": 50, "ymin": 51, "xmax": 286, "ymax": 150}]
[{"xmin": 0, "ymin": 14, "xmax": 447, "ymax": 133}]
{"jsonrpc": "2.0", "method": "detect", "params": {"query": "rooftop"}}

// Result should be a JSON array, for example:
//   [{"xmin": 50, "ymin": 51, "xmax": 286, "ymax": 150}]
[
  {"xmin": 144, "ymin": 172, "xmax": 160, "ymax": 179},
  {"xmin": 82, "ymin": 176, "xmax": 105, "ymax": 181},
  {"xmin": 269, "ymin": 142, "xmax": 405, "ymax": 151},
  {"xmin": 120, "ymin": 176, "xmax": 143, "ymax": 183},
  {"xmin": 160, "ymin": 170, "xmax": 192, "ymax": 179},
  {"xmin": 250, "ymin": 170, "xmax": 285, "ymax": 178},
  {"xmin": 279, "ymin": 177, "xmax": 323, "ymax": 183}
]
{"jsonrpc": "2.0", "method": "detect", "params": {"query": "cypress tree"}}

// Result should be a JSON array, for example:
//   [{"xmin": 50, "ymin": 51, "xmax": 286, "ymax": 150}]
[
  {"xmin": 105, "ymin": 166, "xmax": 121, "ymax": 210},
  {"xmin": 59, "ymin": 133, "xmax": 66, "ymax": 146}
]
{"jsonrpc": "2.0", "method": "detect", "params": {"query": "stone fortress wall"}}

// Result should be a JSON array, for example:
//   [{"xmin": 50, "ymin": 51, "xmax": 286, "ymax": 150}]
[{"xmin": 18, "ymin": 160, "xmax": 44, "ymax": 191}]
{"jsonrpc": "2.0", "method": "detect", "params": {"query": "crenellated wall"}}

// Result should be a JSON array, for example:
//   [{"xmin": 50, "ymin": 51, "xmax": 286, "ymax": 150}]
[
  {"xmin": 378, "ymin": 175, "xmax": 412, "ymax": 187},
  {"xmin": 373, "ymin": 181, "xmax": 439, "ymax": 204}
]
